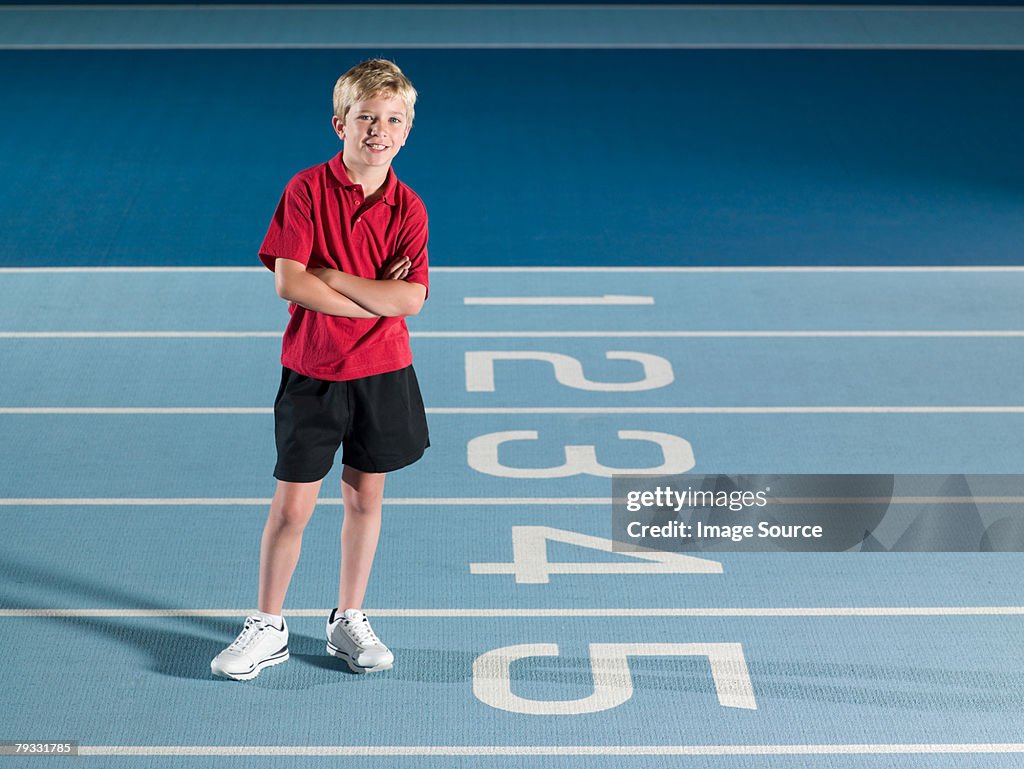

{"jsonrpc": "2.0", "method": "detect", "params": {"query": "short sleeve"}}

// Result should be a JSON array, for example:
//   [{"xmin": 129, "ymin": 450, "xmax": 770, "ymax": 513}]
[
  {"xmin": 258, "ymin": 177, "xmax": 314, "ymax": 271},
  {"xmin": 397, "ymin": 196, "xmax": 429, "ymax": 298}
]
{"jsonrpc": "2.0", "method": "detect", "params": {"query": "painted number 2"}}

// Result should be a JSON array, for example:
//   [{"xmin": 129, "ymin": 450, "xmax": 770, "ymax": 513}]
[{"xmin": 465, "ymin": 351, "xmax": 674, "ymax": 392}]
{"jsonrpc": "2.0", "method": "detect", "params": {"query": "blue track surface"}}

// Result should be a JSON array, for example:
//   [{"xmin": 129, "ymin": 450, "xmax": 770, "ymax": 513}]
[{"xmin": 2, "ymin": 268, "xmax": 1024, "ymax": 766}]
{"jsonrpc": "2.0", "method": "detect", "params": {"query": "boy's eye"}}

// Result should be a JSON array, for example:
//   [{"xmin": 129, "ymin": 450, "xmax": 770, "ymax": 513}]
[{"xmin": 390, "ymin": 117, "xmax": 402, "ymax": 123}]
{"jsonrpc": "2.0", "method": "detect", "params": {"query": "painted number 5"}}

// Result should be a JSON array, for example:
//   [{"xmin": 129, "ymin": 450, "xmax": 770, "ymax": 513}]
[{"xmin": 473, "ymin": 642, "xmax": 757, "ymax": 714}]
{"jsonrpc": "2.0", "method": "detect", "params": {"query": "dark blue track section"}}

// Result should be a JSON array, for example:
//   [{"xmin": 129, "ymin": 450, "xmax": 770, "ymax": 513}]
[{"xmin": 2, "ymin": 49, "xmax": 1022, "ymax": 267}]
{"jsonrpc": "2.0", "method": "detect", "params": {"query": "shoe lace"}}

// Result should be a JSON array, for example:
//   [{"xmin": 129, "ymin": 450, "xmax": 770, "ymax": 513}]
[
  {"xmin": 228, "ymin": 616, "xmax": 267, "ymax": 652},
  {"xmin": 346, "ymin": 615, "xmax": 382, "ymax": 648}
]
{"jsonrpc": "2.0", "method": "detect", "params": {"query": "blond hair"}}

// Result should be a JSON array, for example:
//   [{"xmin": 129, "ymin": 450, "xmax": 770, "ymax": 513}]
[{"xmin": 333, "ymin": 59, "xmax": 417, "ymax": 127}]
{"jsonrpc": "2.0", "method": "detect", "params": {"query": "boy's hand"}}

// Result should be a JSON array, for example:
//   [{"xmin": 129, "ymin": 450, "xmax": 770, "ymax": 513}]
[{"xmin": 380, "ymin": 254, "xmax": 411, "ymax": 281}]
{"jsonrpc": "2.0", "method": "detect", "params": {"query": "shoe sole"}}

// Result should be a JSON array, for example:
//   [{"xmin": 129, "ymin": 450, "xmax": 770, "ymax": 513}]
[
  {"xmin": 211, "ymin": 648, "xmax": 290, "ymax": 681},
  {"xmin": 326, "ymin": 641, "xmax": 392, "ymax": 673}
]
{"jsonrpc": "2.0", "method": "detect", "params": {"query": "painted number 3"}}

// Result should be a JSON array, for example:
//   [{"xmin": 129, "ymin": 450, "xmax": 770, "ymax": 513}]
[{"xmin": 467, "ymin": 430, "xmax": 695, "ymax": 478}]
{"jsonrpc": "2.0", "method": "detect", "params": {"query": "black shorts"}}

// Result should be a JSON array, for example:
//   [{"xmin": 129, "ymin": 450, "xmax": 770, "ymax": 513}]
[{"xmin": 273, "ymin": 365, "xmax": 429, "ymax": 482}]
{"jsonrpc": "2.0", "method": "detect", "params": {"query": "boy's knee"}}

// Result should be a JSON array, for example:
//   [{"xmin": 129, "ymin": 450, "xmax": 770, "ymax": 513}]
[
  {"xmin": 342, "ymin": 488, "xmax": 384, "ymax": 517},
  {"xmin": 341, "ymin": 466, "xmax": 386, "ymax": 515},
  {"xmin": 269, "ymin": 499, "xmax": 316, "ymax": 529}
]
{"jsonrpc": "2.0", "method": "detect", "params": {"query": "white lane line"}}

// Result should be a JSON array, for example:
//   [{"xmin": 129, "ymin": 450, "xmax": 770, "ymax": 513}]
[
  {"xmin": 0, "ymin": 266, "xmax": 265, "ymax": 273},
  {"xmin": 427, "ymin": 406, "xmax": 1024, "ymax": 414},
  {"xmin": 72, "ymin": 744, "xmax": 1024, "ymax": 757},
  {"xmin": 464, "ymin": 295, "xmax": 654, "ymax": 306},
  {"xmin": 3, "ymin": 607, "xmax": 1024, "ymax": 618},
  {"xmin": 0, "ymin": 497, "xmax": 607, "ymax": 506},
  {"xmin": 2, "ymin": 266, "xmax": 1024, "ymax": 273},
  {"xmin": 2, "ymin": 406, "xmax": 1023, "ymax": 414},
  {"xmin": 440, "ymin": 266, "xmax": 1024, "ymax": 273},
  {"xmin": 0, "ymin": 332, "xmax": 280, "ymax": 338},
  {"xmin": 4, "ymin": 496, "xmax": 1022, "ymax": 507},
  {"xmin": 410, "ymin": 331, "xmax": 1024, "ymax": 339},
  {"xmin": 0, "ymin": 408, "xmax": 273, "ymax": 414},
  {"xmin": 754, "ymin": 496, "xmax": 1024, "ymax": 505},
  {"xmin": 3, "ymin": 331, "xmax": 1023, "ymax": 339}
]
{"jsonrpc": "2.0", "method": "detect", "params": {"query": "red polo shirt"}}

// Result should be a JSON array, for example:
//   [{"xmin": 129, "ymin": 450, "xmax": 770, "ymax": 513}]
[{"xmin": 259, "ymin": 153, "xmax": 429, "ymax": 381}]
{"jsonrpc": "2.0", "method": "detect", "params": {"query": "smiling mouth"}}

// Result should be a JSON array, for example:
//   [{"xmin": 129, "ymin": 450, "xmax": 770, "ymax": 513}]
[{"xmin": 365, "ymin": 143, "xmax": 388, "ymax": 151}]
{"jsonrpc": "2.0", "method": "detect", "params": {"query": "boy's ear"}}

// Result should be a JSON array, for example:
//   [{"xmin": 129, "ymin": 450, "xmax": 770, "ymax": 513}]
[{"xmin": 331, "ymin": 115, "xmax": 345, "ymax": 141}]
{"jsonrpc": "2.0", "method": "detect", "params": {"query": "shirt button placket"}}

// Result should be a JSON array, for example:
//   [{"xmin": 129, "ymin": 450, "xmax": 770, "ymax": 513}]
[{"xmin": 352, "ymin": 186, "xmax": 364, "ymax": 230}]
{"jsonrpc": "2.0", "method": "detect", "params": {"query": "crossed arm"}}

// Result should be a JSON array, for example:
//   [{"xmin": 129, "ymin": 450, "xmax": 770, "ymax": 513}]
[{"xmin": 274, "ymin": 255, "xmax": 426, "ymax": 318}]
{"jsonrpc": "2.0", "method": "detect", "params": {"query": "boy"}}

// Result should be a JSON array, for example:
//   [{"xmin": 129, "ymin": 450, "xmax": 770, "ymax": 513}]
[{"xmin": 211, "ymin": 59, "xmax": 429, "ymax": 681}]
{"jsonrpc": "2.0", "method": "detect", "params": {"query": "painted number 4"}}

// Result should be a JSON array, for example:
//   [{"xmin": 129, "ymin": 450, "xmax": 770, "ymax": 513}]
[{"xmin": 471, "ymin": 526, "xmax": 722, "ymax": 583}]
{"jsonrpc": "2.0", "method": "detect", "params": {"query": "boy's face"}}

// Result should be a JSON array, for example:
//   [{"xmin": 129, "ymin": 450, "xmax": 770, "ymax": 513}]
[{"xmin": 333, "ymin": 94, "xmax": 411, "ymax": 173}]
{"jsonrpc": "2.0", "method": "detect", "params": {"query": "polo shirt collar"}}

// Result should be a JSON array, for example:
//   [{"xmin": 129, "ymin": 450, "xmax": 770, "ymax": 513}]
[{"xmin": 327, "ymin": 152, "xmax": 397, "ymax": 206}]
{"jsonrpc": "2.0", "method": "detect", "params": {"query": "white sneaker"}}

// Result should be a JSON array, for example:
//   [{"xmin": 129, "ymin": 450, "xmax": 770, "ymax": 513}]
[
  {"xmin": 326, "ymin": 608, "xmax": 393, "ymax": 673},
  {"xmin": 210, "ymin": 615, "xmax": 289, "ymax": 681}
]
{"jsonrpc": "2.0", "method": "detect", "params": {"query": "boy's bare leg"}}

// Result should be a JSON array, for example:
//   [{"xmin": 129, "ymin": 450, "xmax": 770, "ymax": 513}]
[
  {"xmin": 337, "ymin": 465, "xmax": 386, "ymax": 610},
  {"xmin": 257, "ymin": 480, "xmax": 322, "ymax": 615}
]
